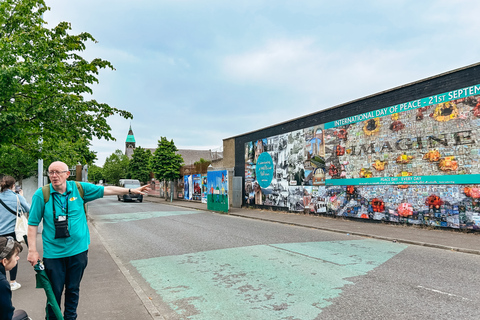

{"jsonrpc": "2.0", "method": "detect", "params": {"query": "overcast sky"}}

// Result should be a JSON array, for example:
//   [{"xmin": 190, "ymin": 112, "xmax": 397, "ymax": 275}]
[{"xmin": 43, "ymin": 0, "xmax": 480, "ymax": 166}]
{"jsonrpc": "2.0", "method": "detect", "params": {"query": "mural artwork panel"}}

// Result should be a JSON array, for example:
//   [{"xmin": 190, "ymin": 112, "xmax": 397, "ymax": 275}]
[
  {"xmin": 192, "ymin": 174, "xmax": 202, "ymax": 201},
  {"xmin": 207, "ymin": 170, "xmax": 228, "ymax": 212},
  {"xmin": 244, "ymin": 84, "xmax": 480, "ymax": 229},
  {"xmin": 184, "ymin": 175, "xmax": 193, "ymax": 200},
  {"xmin": 201, "ymin": 175, "xmax": 207, "ymax": 204}
]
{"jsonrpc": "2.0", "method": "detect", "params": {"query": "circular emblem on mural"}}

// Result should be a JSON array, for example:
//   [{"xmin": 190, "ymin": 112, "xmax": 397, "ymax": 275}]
[{"xmin": 255, "ymin": 152, "xmax": 274, "ymax": 188}]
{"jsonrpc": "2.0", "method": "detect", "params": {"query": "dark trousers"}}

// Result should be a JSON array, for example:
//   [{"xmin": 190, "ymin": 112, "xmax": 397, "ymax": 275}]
[{"xmin": 43, "ymin": 250, "xmax": 88, "ymax": 320}]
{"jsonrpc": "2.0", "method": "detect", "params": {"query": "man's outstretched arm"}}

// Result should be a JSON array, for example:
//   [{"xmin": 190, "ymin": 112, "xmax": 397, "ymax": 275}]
[{"xmin": 103, "ymin": 185, "xmax": 151, "ymax": 196}]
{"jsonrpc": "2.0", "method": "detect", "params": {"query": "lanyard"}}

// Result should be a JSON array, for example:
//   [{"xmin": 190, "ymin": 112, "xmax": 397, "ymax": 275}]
[{"xmin": 52, "ymin": 191, "xmax": 70, "ymax": 220}]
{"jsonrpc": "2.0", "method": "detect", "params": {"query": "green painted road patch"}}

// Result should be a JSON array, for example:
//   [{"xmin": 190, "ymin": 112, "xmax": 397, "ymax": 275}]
[
  {"xmin": 132, "ymin": 239, "xmax": 407, "ymax": 319},
  {"xmin": 93, "ymin": 211, "xmax": 200, "ymax": 223}
]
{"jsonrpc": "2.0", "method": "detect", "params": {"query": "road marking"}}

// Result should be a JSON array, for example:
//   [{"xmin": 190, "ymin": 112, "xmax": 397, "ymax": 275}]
[
  {"xmin": 132, "ymin": 239, "xmax": 407, "ymax": 319},
  {"xmin": 92, "ymin": 211, "xmax": 200, "ymax": 223},
  {"xmin": 417, "ymin": 286, "xmax": 472, "ymax": 301}
]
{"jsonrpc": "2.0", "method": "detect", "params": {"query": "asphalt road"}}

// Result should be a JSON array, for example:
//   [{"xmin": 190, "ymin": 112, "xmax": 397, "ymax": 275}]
[{"xmin": 88, "ymin": 196, "xmax": 480, "ymax": 320}]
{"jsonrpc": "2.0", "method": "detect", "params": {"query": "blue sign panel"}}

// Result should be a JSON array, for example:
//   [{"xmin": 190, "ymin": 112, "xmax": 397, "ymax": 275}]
[
  {"xmin": 325, "ymin": 174, "xmax": 480, "ymax": 186},
  {"xmin": 255, "ymin": 152, "xmax": 274, "ymax": 188}
]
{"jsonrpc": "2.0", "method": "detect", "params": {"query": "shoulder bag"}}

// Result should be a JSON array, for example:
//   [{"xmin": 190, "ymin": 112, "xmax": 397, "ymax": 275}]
[{"xmin": 14, "ymin": 195, "xmax": 29, "ymax": 244}]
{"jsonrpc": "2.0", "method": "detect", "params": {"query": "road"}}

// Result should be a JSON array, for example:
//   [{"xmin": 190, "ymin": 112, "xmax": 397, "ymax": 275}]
[{"xmin": 88, "ymin": 196, "xmax": 480, "ymax": 320}]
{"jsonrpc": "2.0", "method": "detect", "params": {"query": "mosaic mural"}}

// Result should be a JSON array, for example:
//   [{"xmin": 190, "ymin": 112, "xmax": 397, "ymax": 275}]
[{"xmin": 245, "ymin": 84, "xmax": 480, "ymax": 229}]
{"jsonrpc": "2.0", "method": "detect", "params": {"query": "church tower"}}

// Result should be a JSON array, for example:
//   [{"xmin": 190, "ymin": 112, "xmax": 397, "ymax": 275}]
[{"xmin": 125, "ymin": 125, "xmax": 136, "ymax": 159}]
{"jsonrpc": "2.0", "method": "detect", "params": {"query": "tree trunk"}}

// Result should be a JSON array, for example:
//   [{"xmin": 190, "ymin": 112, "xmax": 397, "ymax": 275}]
[{"xmin": 164, "ymin": 179, "xmax": 168, "ymax": 201}]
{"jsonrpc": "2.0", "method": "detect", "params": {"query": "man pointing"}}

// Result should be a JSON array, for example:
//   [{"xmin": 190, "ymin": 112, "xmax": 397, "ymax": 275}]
[{"xmin": 27, "ymin": 161, "xmax": 150, "ymax": 320}]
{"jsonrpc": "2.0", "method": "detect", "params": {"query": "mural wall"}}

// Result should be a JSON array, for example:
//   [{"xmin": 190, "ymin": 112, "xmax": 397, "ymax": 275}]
[{"xmin": 245, "ymin": 84, "xmax": 480, "ymax": 229}]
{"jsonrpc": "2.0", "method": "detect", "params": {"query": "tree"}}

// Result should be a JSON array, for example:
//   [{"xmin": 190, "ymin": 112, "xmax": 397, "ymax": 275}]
[
  {"xmin": 102, "ymin": 150, "xmax": 129, "ymax": 185},
  {"xmin": 194, "ymin": 158, "xmax": 211, "ymax": 173},
  {"xmin": 0, "ymin": 145, "xmax": 37, "ymax": 181},
  {"xmin": 87, "ymin": 164, "xmax": 104, "ymax": 184},
  {"xmin": 150, "ymin": 137, "xmax": 183, "ymax": 200},
  {"xmin": 0, "ymin": 0, "xmax": 132, "ymax": 174},
  {"xmin": 127, "ymin": 147, "xmax": 152, "ymax": 184}
]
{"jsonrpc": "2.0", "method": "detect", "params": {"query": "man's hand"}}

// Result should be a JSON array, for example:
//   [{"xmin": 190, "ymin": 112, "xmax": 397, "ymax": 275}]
[
  {"xmin": 131, "ymin": 185, "xmax": 151, "ymax": 195},
  {"xmin": 27, "ymin": 250, "xmax": 40, "ymax": 266}
]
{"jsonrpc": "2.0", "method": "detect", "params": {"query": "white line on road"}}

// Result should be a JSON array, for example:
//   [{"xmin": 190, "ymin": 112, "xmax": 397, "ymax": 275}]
[{"xmin": 417, "ymin": 285, "xmax": 472, "ymax": 301}]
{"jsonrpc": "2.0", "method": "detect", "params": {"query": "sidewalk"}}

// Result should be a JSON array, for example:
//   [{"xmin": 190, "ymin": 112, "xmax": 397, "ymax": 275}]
[
  {"xmin": 147, "ymin": 196, "xmax": 480, "ymax": 255},
  {"xmin": 11, "ymin": 224, "xmax": 157, "ymax": 320},
  {"xmin": 10, "ymin": 196, "xmax": 479, "ymax": 320}
]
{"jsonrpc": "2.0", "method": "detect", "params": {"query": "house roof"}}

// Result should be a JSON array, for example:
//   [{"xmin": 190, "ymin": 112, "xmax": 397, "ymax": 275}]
[{"xmin": 146, "ymin": 148, "xmax": 223, "ymax": 165}]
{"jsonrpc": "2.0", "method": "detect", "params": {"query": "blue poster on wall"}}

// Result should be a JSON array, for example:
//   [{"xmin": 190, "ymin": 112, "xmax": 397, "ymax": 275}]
[
  {"xmin": 184, "ymin": 175, "xmax": 193, "ymax": 200},
  {"xmin": 201, "ymin": 175, "xmax": 207, "ymax": 203}
]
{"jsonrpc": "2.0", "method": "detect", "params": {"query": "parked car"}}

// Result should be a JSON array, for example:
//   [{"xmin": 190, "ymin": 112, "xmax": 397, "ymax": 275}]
[{"xmin": 118, "ymin": 179, "xmax": 143, "ymax": 202}]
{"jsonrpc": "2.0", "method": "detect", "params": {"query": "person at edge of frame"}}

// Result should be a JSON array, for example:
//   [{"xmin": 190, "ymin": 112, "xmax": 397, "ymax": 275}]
[
  {"xmin": 0, "ymin": 175, "xmax": 30, "ymax": 291},
  {"xmin": 26, "ymin": 161, "xmax": 150, "ymax": 320},
  {"xmin": 0, "ymin": 236, "xmax": 30, "ymax": 320}
]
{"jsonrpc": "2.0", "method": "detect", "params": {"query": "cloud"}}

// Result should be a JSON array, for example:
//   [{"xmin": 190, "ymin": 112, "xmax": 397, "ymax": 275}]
[
  {"xmin": 223, "ymin": 38, "xmax": 317, "ymax": 82},
  {"xmin": 42, "ymin": 0, "xmax": 480, "ymax": 167},
  {"xmin": 222, "ymin": 38, "xmax": 420, "ymax": 108}
]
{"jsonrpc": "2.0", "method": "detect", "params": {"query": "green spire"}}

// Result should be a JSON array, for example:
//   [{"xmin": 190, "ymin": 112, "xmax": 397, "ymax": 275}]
[{"xmin": 126, "ymin": 125, "xmax": 135, "ymax": 143}]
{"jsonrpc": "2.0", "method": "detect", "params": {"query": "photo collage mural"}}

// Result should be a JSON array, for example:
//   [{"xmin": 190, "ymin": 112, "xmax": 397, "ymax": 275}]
[{"xmin": 245, "ymin": 84, "xmax": 480, "ymax": 229}]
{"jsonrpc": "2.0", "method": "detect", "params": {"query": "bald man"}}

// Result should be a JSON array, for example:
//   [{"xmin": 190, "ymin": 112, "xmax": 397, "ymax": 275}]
[{"xmin": 27, "ymin": 161, "xmax": 150, "ymax": 320}]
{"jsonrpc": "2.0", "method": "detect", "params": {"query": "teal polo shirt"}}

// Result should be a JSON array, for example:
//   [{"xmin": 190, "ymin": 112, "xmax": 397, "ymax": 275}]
[{"xmin": 29, "ymin": 181, "xmax": 104, "ymax": 259}]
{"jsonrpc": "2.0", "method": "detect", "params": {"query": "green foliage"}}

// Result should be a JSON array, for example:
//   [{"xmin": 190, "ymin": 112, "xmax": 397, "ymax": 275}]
[
  {"xmin": 194, "ymin": 158, "xmax": 211, "ymax": 172},
  {"xmin": 102, "ymin": 150, "xmax": 129, "ymax": 185},
  {"xmin": 127, "ymin": 146, "xmax": 152, "ymax": 184},
  {"xmin": 151, "ymin": 137, "xmax": 183, "ymax": 182},
  {"xmin": 88, "ymin": 164, "xmax": 104, "ymax": 184},
  {"xmin": 0, "ymin": 145, "xmax": 38, "ymax": 180},
  {"xmin": 42, "ymin": 137, "xmax": 97, "ymax": 168},
  {"xmin": 0, "ymin": 0, "xmax": 132, "ymax": 176},
  {"xmin": 193, "ymin": 158, "xmax": 210, "ymax": 166}
]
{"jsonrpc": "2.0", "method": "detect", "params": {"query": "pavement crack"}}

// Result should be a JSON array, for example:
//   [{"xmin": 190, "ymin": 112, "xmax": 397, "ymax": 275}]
[{"xmin": 267, "ymin": 244, "xmax": 344, "ymax": 266}]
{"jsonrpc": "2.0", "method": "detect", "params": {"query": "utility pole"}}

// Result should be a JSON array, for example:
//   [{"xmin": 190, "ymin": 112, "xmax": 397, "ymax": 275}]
[
  {"xmin": 38, "ymin": 9, "xmax": 44, "ymax": 189},
  {"xmin": 38, "ymin": 159, "xmax": 43, "ymax": 188}
]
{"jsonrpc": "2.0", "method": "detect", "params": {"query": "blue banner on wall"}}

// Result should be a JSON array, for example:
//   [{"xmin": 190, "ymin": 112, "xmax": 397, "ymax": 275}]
[{"xmin": 326, "ymin": 174, "xmax": 480, "ymax": 186}]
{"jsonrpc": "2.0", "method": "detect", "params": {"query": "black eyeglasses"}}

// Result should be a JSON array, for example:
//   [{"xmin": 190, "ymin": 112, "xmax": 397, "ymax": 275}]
[{"xmin": 47, "ymin": 170, "xmax": 69, "ymax": 177}]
